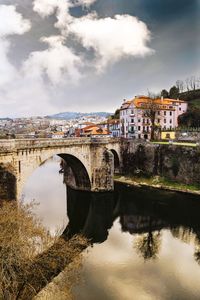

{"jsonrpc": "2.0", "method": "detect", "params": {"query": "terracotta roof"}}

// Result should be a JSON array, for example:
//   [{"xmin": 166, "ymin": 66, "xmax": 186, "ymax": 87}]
[
  {"xmin": 121, "ymin": 96, "xmax": 186, "ymax": 110},
  {"xmin": 83, "ymin": 125, "xmax": 110, "ymax": 135},
  {"xmin": 82, "ymin": 122, "xmax": 95, "ymax": 125},
  {"xmin": 52, "ymin": 132, "xmax": 64, "ymax": 135}
]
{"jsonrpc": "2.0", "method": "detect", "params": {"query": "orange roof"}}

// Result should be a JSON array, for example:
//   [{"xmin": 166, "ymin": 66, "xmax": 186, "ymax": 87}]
[
  {"xmin": 134, "ymin": 97, "xmax": 186, "ymax": 108},
  {"xmin": 82, "ymin": 122, "xmax": 95, "ymax": 125},
  {"xmin": 52, "ymin": 132, "xmax": 64, "ymax": 135},
  {"xmin": 83, "ymin": 125, "xmax": 110, "ymax": 135}
]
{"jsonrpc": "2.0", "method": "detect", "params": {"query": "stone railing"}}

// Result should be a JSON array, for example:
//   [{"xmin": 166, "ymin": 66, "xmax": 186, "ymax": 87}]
[{"xmin": 0, "ymin": 137, "xmax": 120, "ymax": 152}]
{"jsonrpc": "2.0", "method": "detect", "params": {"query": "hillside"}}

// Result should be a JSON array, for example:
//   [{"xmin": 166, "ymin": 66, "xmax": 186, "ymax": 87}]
[
  {"xmin": 46, "ymin": 111, "xmax": 111, "ymax": 120},
  {"xmin": 178, "ymin": 89, "xmax": 200, "ymax": 127}
]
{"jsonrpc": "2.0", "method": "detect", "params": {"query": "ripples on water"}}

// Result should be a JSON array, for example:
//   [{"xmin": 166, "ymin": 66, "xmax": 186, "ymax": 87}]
[{"xmin": 22, "ymin": 157, "xmax": 200, "ymax": 300}]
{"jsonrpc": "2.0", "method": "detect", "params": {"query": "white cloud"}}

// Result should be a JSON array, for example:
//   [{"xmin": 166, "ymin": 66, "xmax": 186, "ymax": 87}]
[
  {"xmin": 33, "ymin": 1, "xmax": 153, "ymax": 75},
  {"xmin": 23, "ymin": 35, "xmax": 82, "ymax": 84},
  {"xmin": 0, "ymin": 2, "xmax": 154, "ymax": 117},
  {"xmin": 0, "ymin": 5, "xmax": 31, "ymax": 85},
  {"xmin": 70, "ymin": 13, "xmax": 154, "ymax": 71},
  {"xmin": 72, "ymin": 0, "xmax": 97, "ymax": 8},
  {"xmin": 0, "ymin": 5, "xmax": 31, "ymax": 37},
  {"xmin": 33, "ymin": 0, "xmax": 72, "ymax": 35}
]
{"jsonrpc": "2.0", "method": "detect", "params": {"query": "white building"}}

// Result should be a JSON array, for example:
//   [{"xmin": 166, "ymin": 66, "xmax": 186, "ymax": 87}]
[{"xmin": 120, "ymin": 96, "xmax": 188, "ymax": 139}]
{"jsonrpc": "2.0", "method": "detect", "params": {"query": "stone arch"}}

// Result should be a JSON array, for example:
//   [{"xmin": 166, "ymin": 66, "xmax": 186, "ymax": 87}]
[
  {"xmin": 109, "ymin": 149, "xmax": 120, "ymax": 174},
  {"xmin": 58, "ymin": 153, "xmax": 91, "ymax": 190},
  {"xmin": 20, "ymin": 150, "xmax": 92, "ymax": 200},
  {"xmin": 0, "ymin": 163, "xmax": 16, "ymax": 200}
]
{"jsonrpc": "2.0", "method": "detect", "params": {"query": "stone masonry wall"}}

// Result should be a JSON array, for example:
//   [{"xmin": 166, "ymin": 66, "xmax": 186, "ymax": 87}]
[{"xmin": 121, "ymin": 140, "xmax": 200, "ymax": 185}]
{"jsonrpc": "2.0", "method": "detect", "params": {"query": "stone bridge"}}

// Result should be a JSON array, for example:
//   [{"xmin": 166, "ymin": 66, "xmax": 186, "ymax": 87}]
[{"xmin": 0, "ymin": 137, "xmax": 121, "ymax": 201}]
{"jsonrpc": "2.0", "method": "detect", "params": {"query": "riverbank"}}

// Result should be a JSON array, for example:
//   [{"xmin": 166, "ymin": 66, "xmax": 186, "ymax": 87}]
[{"xmin": 114, "ymin": 175, "xmax": 200, "ymax": 195}]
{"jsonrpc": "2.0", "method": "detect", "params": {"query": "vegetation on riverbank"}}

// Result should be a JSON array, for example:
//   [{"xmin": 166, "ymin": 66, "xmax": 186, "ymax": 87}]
[
  {"xmin": 114, "ymin": 175, "xmax": 200, "ymax": 195},
  {"xmin": 0, "ymin": 201, "xmax": 87, "ymax": 300},
  {"xmin": 151, "ymin": 141, "xmax": 198, "ymax": 147}
]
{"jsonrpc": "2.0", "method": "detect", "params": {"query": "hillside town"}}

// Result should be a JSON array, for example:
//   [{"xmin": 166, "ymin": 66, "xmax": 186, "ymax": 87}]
[{"xmin": 0, "ymin": 94, "xmax": 192, "ymax": 141}]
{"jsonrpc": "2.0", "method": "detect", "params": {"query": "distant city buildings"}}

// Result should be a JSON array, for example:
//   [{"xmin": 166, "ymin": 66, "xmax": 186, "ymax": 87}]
[{"xmin": 0, "ymin": 94, "xmax": 188, "ymax": 140}]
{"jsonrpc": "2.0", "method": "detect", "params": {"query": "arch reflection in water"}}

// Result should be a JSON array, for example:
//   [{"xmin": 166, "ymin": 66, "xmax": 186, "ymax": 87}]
[
  {"xmin": 64, "ymin": 183, "xmax": 200, "ymax": 262},
  {"xmin": 68, "ymin": 185, "xmax": 200, "ymax": 300}
]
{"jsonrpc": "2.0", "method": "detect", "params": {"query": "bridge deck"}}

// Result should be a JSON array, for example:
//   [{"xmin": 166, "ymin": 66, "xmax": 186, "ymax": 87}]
[{"xmin": 0, "ymin": 137, "xmax": 120, "ymax": 152}]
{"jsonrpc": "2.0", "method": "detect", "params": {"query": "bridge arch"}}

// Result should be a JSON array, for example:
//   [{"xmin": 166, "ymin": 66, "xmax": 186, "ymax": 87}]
[
  {"xmin": 59, "ymin": 154, "xmax": 91, "ymax": 190},
  {"xmin": 19, "ymin": 148, "xmax": 92, "ymax": 200},
  {"xmin": 109, "ymin": 149, "xmax": 120, "ymax": 174}
]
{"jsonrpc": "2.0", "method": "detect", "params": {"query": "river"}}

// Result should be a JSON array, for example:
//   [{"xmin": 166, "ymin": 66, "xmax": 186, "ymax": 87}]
[{"xmin": 22, "ymin": 156, "xmax": 200, "ymax": 300}]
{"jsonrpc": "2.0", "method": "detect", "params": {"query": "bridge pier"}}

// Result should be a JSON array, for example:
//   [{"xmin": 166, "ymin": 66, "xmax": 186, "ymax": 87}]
[{"xmin": 62, "ymin": 146, "xmax": 114, "ymax": 192}]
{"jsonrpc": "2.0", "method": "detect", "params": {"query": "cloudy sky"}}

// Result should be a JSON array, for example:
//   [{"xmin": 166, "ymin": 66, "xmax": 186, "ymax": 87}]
[{"xmin": 0, "ymin": 0, "xmax": 199, "ymax": 117}]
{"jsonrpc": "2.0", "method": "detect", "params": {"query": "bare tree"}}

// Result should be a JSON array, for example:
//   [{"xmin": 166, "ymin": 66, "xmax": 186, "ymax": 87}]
[
  {"xmin": 143, "ymin": 93, "xmax": 161, "ymax": 140},
  {"xmin": 176, "ymin": 80, "xmax": 185, "ymax": 93},
  {"xmin": 185, "ymin": 77, "xmax": 191, "ymax": 91},
  {"xmin": 134, "ymin": 230, "xmax": 161, "ymax": 260},
  {"xmin": 189, "ymin": 76, "xmax": 197, "ymax": 90}
]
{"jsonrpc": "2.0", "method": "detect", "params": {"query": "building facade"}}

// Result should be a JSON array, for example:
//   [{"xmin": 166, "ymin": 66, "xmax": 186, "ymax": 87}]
[{"xmin": 120, "ymin": 96, "xmax": 188, "ymax": 139}]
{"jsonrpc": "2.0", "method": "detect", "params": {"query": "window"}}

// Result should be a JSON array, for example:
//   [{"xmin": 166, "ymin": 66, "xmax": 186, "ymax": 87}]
[
  {"xmin": 131, "ymin": 110, "xmax": 134, "ymax": 114},
  {"xmin": 157, "ymin": 119, "xmax": 160, "ymax": 123},
  {"xmin": 158, "ymin": 111, "xmax": 160, "ymax": 115},
  {"xmin": 170, "ymin": 111, "xmax": 172, "ymax": 116},
  {"xmin": 138, "ymin": 119, "xmax": 141, "ymax": 123},
  {"xmin": 179, "ymin": 107, "xmax": 181, "ymax": 111},
  {"xmin": 138, "ymin": 126, "xmax": 141, "ymax": 131},
  {"xmin": 131, "ymin": 118, "xmax": 134, "ymax": 123},
  {"xmin": 164, "ymin": 111, "xmax": 166, "ymax": 116},
  {"xmin": 164, "ymin": 119, "xmax": 166, "ymax": 123},
  {"xmin": 170, "ymin": 119, "xmax": 172, "ymax": 124}
]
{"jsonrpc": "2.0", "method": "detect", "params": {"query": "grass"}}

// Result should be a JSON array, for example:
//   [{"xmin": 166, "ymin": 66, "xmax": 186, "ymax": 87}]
[
  {"xmin": 114, "ymin": 175, "xmax": 200, "ymax": 193},
  {"xmin": 190, "ymin": 98, "xmax": 200, "ymax": 108},
  {"xmin": 151, "ymin": 141, "xmax": 198, "ymax": 147}
]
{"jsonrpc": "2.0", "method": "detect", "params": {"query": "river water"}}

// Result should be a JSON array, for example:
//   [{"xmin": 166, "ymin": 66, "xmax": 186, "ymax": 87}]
[{"xmin": 22, "ymin": 156, "xmax": 200, "ymax": 300}]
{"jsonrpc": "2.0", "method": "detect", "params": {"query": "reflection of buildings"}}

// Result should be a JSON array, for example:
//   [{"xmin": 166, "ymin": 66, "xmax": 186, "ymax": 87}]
[
  {"xmin": 121, "ymin": 215, "xmax": 167, "ymax": 234},
  {"xmin": 63, "ymin": 184, "xmax": 200, "ymax": 262}
]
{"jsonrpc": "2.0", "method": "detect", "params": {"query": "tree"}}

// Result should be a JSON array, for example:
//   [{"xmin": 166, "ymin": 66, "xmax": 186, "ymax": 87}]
[
  {"xmin": 161, "ymin": 89, "xmax": 169, "ymax": 98},
  {"xmin": 169, "ymin": 85, "xmax": 179, "ymax": 99},
  {"xmin": 189, "ymin": 76, "xmax": 198, "ymax": 90},
  {"xmin": 176, "ymin": 80, "xmax": 185, "ymax": 93},
  {"xmin": 110, "ymin": 109, "xmax": 120, "ymax": 120},
  {"xmin": 143, "ymin": 94, "xmax": 161, "ymax": 140},
  {"xmin": 178, "ymin": 106, "xmax": 200, "ymax": 127},
  {"xmin": 134, "ymin": 229, "xmax": 161, "ymax": 260}
]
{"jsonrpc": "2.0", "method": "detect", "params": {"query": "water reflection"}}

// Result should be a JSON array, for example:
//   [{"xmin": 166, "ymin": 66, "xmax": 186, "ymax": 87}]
[
  {"xmin": 65, "ymin": 184, "xmax": 200, "ymax": 256},
  {"xmin": 22, "ymin": 158, "xmax": 200, "ymax": 299},
  {"xmin": 22, "ymin": 156, "xmax": 68, "ymax": 235},
  {"xmin": 65, "ymin": 185, "xmax": 200, "ymax": 299}
]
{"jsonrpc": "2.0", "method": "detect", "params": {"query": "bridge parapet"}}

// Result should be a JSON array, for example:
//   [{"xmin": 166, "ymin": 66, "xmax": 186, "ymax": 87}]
[{"xmin": 0, "ymin": 137, "xmax": 120, "ymax": 152}]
